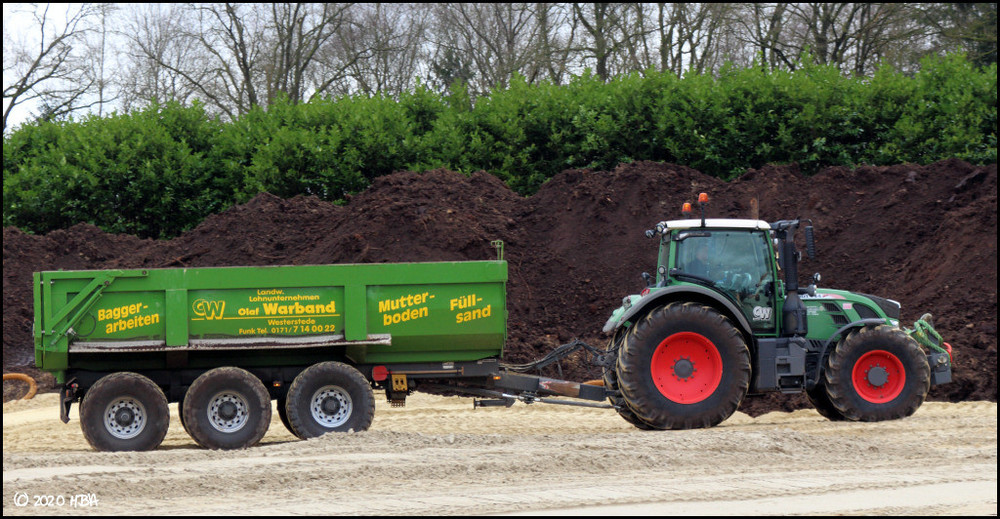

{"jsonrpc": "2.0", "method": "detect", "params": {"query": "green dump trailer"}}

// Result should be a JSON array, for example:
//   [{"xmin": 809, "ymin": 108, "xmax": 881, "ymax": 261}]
[
  {"xmin": 35, "ymin": 256, "xmax": 586, "ymax": 451},
  {"xmin": 34, "ymin": 211, "xmax": 953, "ymax": 452}
]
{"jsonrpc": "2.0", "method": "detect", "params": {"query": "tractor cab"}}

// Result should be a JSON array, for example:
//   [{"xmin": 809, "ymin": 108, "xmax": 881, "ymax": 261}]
[{"xmin": 655, "ymin": 218, "xmax": 779, "ymax": 333}]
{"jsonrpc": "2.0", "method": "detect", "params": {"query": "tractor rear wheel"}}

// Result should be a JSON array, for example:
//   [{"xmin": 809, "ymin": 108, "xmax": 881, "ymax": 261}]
[
  {"xmin": 617, "ymin": 302, "xmax": 750, "ymax": 429},
  {"xmin": 603, "ymin": 334, "xmax": 659, "ymax": 430},
  {"xmin": 824, "ymin": 325, "xmax": 929, "ymax": 421}
]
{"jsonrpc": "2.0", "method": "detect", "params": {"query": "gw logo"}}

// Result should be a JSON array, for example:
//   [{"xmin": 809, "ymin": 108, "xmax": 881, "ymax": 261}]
[
  {"xmin": 193, "ymin": 299, "xmax": 226, "ymax": 320},
  {"xmin": 752, "ymin": 306, "xmax": 773, "ymax": 321}
]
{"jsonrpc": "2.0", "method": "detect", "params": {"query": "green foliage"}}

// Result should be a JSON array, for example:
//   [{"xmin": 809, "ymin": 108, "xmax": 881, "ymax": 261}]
[
  {"xmin": 4, "ymin": 54, "xmax": 996, "ymax": 238},
  {"xmin": 3, "ymin": 101, "xmax": 227, "ymax": 238}
]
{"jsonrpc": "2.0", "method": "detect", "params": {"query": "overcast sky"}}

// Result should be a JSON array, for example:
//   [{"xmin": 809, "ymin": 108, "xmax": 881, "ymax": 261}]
[{"xmin": 3, "ymin": 2, "xmax": 121, "ymax": 133}]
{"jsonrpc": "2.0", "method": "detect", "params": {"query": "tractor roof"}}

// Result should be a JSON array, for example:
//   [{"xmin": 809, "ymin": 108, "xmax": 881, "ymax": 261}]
[{"xmin": 661, "ymin": 218, "xmax": 771, "ymax": 231}]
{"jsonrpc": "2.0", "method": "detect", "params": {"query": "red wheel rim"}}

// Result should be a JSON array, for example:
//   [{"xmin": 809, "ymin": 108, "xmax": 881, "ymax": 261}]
[
  {"xmin": 650, "ymin": 332, "xmax": 723, "ymax": 404},
  {"xmin": 851, "ymin": 350, "xmax": 905, "ymax": 403}
]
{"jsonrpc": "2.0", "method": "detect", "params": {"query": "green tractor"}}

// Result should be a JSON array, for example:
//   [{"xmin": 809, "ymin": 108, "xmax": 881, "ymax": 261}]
[{"xmin": 601, "ymin": 194, "xmax": 953, "ymax": 429}]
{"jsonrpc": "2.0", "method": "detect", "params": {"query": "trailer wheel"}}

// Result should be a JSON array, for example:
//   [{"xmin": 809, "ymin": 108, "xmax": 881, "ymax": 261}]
[
  {"xmin": 617, "ymin": 302, "xmax": 750, "ymax": 429},
  {"xmin": 603, "ymin": 336, "xmax": 659, "ymax": 430},
  {"xmin": 276, "ymin": 396, "xmax": 294, "ymax": 434},
  {"xmin": 285, "ymin": 361, "xmax": 374, "ymax": 439},
  {"xmin": 182, "ymin": 367, "xmax": 271, "ymax": 449},
  {"xmin": 177, "ymin": 394, "xmax": 192, "ymax": 436},
  {"xmin": 79, "ymin": 372, "xmax": 169, "ymax": 452},
  {"xmin": 824, "ymin": 325, "xmax": 929, "ymax": 422}
]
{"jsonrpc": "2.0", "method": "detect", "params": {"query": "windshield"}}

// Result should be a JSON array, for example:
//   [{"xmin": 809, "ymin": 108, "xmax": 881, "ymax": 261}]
[{"xmin": 674, "ymin": 230, "xmax": 776, "ymax": 330}]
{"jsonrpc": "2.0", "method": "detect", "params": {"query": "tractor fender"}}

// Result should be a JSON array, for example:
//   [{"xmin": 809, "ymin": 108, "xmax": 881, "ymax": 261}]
[
  {"xmin": 605, "ymin": 285, "xmax": 754, "ymax": 340},
  {"xmin": 809, "ymin": 318, "xmax": 890, "ymax": 388}
]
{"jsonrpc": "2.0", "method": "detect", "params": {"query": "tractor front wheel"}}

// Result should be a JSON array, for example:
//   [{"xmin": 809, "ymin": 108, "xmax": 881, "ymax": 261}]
[
  {"xmin": 824, "ymin": 325, "xmax": 930, "ymax": 422},
  {"xmin": 617, "ymin": 302, "xmax": 750, "ymax": 429},
  {"xmin": 805, "ymin": 380, "xmax": 847, "ymax": 421}
]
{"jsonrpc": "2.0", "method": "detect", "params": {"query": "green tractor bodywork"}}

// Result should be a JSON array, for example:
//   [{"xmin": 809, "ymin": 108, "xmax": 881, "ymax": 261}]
[{"xmin": 602, "ymin": 216, "xmax": 953, "ymax": 423}]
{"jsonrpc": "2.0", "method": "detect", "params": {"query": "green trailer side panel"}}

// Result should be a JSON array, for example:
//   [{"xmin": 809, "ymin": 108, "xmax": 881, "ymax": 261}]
[
  {"xmin": 185, "ymin": 286, "xmax": 346, "ymax": 338},
  {"xmin": 165, "ymin": 289, "xmax": 188, "ymax": 346},
  {"xmin": 344, "ymin": 285, "xmax": 367, "ymax": 342},
  {"xmin": 34, "ymin": 261, "xmax": 507, "ymax": 374}
]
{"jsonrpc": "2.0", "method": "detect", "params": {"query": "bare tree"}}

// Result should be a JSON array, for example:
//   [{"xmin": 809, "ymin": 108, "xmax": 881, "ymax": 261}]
[
  {"xmin": 571, "ymin": 3, "xmax": 659, "ymax": 80},
  {"xmin": 783, "ymin": 3, "xmax": 865, "ymax": 68},
  {"xmin": 122, "ymin": 3, "xmax": 364, "ymax": 119},
  {"xmin": 79, "ymin": 3, "xmax": 120, "ymax": 117},
  {"xmin": 572, "ymin": 3, "xmax": 623, "ymax": 80},
  {"xmin": 338, "ymin": 3, "xmax": 430, "ymax": 97},
  {"xmin": 916, "ymin": 3, "xmax": 998, "ymax": 67},
  {"xmin": 733, "ymin": 3, "xmax": 794, "ymax": 70},
  {"xmin": 654, "ymin": 3, "xmax": 735, "ymax": 76},
  {"xmin": 430, "ymin": 4, "xmax": 545, "ymax": 95},
  {"xmin": 3, "ymin": 3, "xmax": 103, "ymax": 131},
  {"xmin": 533, "ymin": 3, "xmax": 578, "ymax": 84},
  {"xmin": 267, "ymin": 3, "xmax": 362, "ymax": 103},
  {"xmin": 848, "ymin": 4, "xmax": 925, "ymax": 76},
  {"xmin": 118, "ymin": 4, "xmax": 204, "ymax": 113}
]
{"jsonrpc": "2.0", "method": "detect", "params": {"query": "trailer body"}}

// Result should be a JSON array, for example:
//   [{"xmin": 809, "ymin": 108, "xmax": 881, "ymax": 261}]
[{"xmin": 35, "ymin": 261, "xmax": 507, "ymax": 382}]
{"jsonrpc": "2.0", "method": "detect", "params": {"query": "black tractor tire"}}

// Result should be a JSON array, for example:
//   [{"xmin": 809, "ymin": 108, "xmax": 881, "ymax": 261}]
[
  {"xmin": 617, "ymin": 302, "xmax": 751, "ymax": 430},
  {"xmin": 79, "ymin": 372, "xmax": 170, "ymax": 452},
  {"xmin": 603, "ymin": 335, "xmax": 660, "ymax": 430},
  {"xmin": 824, "ymin": 325, "xmax": 930, "ymax": 422},
  {"xmin": 285, "ymin": 361, "xmax": 375, "ymax": 439},
  {"xmin": 276, "ymin": 395, "xmax": 294, "ymax": 434},
  {"xmin": 805, "ymin": 380, "xmax": 847, "ymax": 421},
  {"xmin": 182, "ymin": 367, "xmax": 272, "ymax": 450}
]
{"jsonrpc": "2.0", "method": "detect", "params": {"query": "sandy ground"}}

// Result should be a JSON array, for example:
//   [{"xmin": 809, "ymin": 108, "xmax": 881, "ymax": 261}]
[{"xmin": 2, "ymin": 393, "xmax": 996, "ymax": 516}]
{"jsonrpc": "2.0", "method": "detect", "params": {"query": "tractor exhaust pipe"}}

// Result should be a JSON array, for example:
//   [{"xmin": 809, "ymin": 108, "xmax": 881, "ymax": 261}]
[{"xmin": 773, "ymin": 220, "xmax": 808, "ymax": 336}]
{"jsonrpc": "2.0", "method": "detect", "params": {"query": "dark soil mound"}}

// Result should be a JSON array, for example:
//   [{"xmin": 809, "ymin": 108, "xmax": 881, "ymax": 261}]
[{"xmin": 4, "ymin": 160, "xmax": 996, "ymax": 416}]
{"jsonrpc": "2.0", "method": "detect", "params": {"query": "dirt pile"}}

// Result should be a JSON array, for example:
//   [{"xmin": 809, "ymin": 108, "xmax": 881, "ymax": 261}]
[{"xmin": 4, "ymin": 160, "xmax": 996, "ymax": 412}]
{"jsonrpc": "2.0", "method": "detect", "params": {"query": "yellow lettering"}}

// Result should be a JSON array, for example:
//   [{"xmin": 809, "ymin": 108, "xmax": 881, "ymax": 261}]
[{"xmin": 456, "ymin": 304, "xmax": 492, "ymax": 324}]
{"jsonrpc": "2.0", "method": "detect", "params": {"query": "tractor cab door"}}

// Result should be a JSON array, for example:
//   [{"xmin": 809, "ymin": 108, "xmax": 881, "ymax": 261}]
[{"xmin": 674, "ymin": 229, "xmax": 777, "ymax": 331}]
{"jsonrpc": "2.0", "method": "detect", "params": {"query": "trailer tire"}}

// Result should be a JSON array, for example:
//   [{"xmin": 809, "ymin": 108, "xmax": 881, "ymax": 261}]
[
  {"xmin": 286, "ymin": 362, "xmax": 374, "ymax": 439},
  {"xmin": 603, "ymin": 335, "xmax": 660, "ymax": 430},
  {"xmin": 79, "ymin": 372, "xmax": 169, "ymax": 452},
  {"xmin": 182, "ymin": 367, "xmax": 271, "ymax": 450},
  {"xmin": 824, "ymin": 325, "xmax": 929, "ymax": 422},
  {"xmin": 276, "ymin": 396, "xmax": 294, "ymax": 434},
  {"xmin": 617, "ymin": 302, "xmax": 750, "ymax": 430},
  {"xmin": 177, "ymin": 394, "xmax": 192, "ymax": 436}
]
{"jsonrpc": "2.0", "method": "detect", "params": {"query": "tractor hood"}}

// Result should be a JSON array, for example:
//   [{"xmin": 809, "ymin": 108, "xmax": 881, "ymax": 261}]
[{"xmin": 803, "ymin": 288, "xmax": 902, "ymax": 326}]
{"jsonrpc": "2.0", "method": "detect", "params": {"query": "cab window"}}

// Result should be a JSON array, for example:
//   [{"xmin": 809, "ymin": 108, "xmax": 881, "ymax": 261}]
[{"xmin": 675, "ymin": 230, "xmax": 775, "ymax": 329}]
